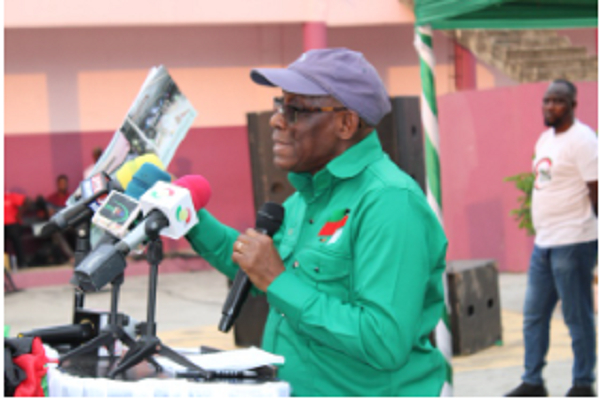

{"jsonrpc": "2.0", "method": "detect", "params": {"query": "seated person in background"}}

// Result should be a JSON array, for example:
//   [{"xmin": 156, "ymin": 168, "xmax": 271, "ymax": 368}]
[
  {"xmin": 20, "ymin": 196, "xmax": 51, "ymax": 226},
  {"xmin": 18, "ymin": 195, "xmax": 69, "ymax": 267},
  {"xmin": 46, "ymin": 174, "xmax": 71, "ymax": 214},
  {"xmin": 33, "ymin": 196, "xmax": 50, "ymax": 221},
  {"xmin": 46, "ymin": 174, "xmax": 75, "ymax": 264},
  {"xmin": 4, "ymin": 191, "xmax": 28, "ymax": 268}
]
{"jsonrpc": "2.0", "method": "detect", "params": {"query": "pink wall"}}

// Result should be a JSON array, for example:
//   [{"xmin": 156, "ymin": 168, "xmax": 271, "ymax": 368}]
[
  {"xmin": 5, "ymin": 25, "xmax": 462, "ymax": 134},
  {"xmin": 5, "ymin": 0, "xmax": 412, "ymax": 28},
  {"xmin": 6, "ymin": 23, "xmax": 598, "ymax": 268},
  {"xmin": 5, "ymin": 126, "xmax": 256, "ymax": 253},
  {"xmin": 439, "ymin": 81, "xmax": 598, "ymax": 272},
  {"xmin": 6, "ymin": 82, "xmax": 598, "ymax": 268},
  {"xmin": 4, "ymin": 25, "xmax": 304, "ymax": 133}
]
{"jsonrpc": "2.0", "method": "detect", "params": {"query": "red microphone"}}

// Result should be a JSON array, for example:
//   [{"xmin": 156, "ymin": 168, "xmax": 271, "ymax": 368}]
[{"xmin": 173, "ymin": 175, "xmax": 212, "ymax": 211}]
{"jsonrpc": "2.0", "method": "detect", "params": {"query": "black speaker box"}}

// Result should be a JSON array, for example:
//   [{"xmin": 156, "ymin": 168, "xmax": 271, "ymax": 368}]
[
  {"xmin": 375, "ymin": 96, "xmax": 426, "ymax": 193},
  {"xmin": 246, "ymin": 111, "xmax": 295, "ymax": 212},
  {"xmin": 446, "ymin": 259, "xmax": 503, "ymax": 355}
]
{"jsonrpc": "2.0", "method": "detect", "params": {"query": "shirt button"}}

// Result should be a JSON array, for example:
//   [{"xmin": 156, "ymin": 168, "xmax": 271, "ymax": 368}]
[
  {"xmin": 281, "ymin": 313, "xmax": 286, "ymax": 317},
  {"xmin": 309, "ymin": 219, "xmax": 314, "ymax": 224},
  {"xmin": 314, "ymin": 267, "xmax": 320, "ymax": 273},
  {"xmin": 293, "ymin": 261, "xmax": 299, "ymax": 268}
]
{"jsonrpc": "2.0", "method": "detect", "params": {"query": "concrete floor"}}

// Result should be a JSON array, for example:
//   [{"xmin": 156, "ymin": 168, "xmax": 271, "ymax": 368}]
[{"xmin": 4, "ymin": 269, "xmax": 595, "ymax": 397}]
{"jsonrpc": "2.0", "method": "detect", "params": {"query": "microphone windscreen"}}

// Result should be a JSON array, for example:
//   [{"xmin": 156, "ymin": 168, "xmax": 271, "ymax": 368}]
[
  {"xmin": 173, "ymin": 175, "xmax": 212, "ymax": 211},
  {"xmin": 115, "ymin": 153, "xmax": 165, "ymax": 190},
  {"xmin": 125, "ymin": 163, "xmax": 172, "ymax": 200}
]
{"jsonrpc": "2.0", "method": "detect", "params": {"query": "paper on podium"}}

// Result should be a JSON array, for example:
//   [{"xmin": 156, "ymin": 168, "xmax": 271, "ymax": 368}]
[{"xmin": 156, "ymin": 346, "xmax": 284, "ymax": 373}]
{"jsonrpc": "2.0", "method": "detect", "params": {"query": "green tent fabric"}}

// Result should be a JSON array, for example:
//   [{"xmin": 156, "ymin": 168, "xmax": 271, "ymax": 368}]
[{"xmin": 415, "ymin": 0, "xmax": 598, "ymax": 29}]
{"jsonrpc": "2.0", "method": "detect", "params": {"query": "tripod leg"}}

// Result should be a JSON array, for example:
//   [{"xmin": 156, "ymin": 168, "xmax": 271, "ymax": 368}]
[
  {"xmin": 117, "ymin": 330, "xmax": 137, "ymax": 348},
  {"xmin": 59, "ymin": 331, "xmax": 115, "ymax": 365},
  {"xmin": 108, "ymin": 340, "xmax": 156, "ymax": 379},
  {"xmin": 102, "ymin": 342, "xmax": 142, "ymax": 379},
  {"xmin": 116, "ymin": 330, "xmax": 162, "ymax": 372}
]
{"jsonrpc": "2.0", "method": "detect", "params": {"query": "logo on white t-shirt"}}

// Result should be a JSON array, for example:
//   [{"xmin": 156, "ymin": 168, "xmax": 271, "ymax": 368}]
[{"xmin": 534, "ymin": 157, "xmax": 552, "ymax": 190}]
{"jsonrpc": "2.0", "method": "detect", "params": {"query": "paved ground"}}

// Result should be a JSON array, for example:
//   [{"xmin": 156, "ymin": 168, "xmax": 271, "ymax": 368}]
[{"xmin": 4, "ymin": 269, "xmax": 595, "ymax": 397}]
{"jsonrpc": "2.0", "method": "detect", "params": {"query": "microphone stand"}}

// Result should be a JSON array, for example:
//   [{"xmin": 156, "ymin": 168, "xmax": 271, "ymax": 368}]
[
  {"xmin": 73, "ymin": 219, "xmax": 91, "ymax": 312},
  {"xmin": 107, "ymin": 235, "xmax": 213, "ymax": 379},
  {"xmin": 20, "ymin": 217, "xmax": 97, "ymax": 349},
  {"xmin": 58, "ymin": 272, "xmax": 161, "ymax": 373},
  {"xmin": 61, "ymin": 219, "xmax": 157, "ymax": 371}
]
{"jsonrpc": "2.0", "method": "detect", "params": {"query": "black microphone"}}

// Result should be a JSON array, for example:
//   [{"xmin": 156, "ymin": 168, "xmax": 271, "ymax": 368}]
[
  {"xmin": 71, "ymin": 176, "xmax": 211, "ymax": 293},
  {"xmin": 19, "ymin": 322, "xmax": 95, "ymax": 347},
  {"xmin": 40, "ymin": 172, "xmax": 123, "ymax": 236},
  {"xmin": 218, "ymin": 202, "xmax": 284, "ymax": 333}
]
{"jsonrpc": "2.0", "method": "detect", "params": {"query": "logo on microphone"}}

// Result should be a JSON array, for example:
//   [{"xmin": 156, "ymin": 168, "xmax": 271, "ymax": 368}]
[
  {"xmin": 176, "ymin": 206, "xmax": 192, "ymax": 224},
  {"xmin": 111, "ymin": 206, "xmax": 126, "ymax": 221},
  {"xmin": 150, "ymin": 186, "xmax": 176, "ymax": 199}
]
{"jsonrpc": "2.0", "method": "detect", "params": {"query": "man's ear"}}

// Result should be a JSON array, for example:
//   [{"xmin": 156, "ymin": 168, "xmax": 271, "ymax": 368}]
[{"xmin": 337, "ymin": 111, "xmax": 360, "ymax": 140}]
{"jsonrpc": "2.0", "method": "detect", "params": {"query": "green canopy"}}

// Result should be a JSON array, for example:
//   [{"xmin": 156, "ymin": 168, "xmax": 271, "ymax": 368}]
[{"xmin": 415, "ymin": 0, "xmax": 598, "ymax": 29}]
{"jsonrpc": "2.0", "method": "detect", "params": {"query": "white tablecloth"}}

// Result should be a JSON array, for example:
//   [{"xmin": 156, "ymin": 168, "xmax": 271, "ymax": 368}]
[{"xmin": 47, "ymin": 365, "xmax": 291, "ymax": 397}]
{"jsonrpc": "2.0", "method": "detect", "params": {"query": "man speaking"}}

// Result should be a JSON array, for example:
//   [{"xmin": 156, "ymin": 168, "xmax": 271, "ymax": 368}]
[{"xmin": 186, "ymin": 48, "xmax": 448, "ymax": 396}]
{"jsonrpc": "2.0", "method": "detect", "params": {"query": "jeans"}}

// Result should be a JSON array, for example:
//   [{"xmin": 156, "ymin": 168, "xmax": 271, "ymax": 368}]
[{"xmin": 522, "ymin": 240, "xmax": 598, "ymax": 387}]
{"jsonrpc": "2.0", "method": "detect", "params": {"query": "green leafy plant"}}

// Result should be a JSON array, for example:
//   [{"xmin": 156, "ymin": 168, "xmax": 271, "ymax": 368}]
[{"xmin": 504, "ymin": 172, "xmax": 535, "ymax": 236}]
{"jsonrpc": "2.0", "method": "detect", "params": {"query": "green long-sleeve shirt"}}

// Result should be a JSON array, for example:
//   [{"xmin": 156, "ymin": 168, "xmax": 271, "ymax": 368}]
[{"xmin": 186, "ymin": 131, "xmax": 448, "ymax": 396}]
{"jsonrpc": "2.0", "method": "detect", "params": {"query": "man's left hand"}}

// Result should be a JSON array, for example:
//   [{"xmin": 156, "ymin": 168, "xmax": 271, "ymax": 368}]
[{"xmin": 231, "ymin": 228, "xmax": 285, "ymax": 292}]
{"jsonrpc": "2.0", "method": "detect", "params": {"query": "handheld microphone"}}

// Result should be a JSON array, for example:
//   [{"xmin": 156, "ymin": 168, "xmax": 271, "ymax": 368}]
[
  {"xmin": 218, "ymin": 202, "xmax": 284, "ymax": 333},
  {"xmin": 72, "ymin": 175, "xmax": 211, "ymax": 292},
  {"xmin": 40, "ymin": 172, "xmax": 122, "ymax": 237}
]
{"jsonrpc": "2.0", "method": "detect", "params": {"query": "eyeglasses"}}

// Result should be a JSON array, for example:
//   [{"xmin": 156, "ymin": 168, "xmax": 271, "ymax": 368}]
[{"xmin": 273, "ymin": 97, "xmax": 348, "ymax": 125}]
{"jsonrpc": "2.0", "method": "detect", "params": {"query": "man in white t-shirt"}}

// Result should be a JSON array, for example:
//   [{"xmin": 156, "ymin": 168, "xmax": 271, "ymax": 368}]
[{"xmin": 507, "ymin": 80, "xmax": 598, "ymax": 397}]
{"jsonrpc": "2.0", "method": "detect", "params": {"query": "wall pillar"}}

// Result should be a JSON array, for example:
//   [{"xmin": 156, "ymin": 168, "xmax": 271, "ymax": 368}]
[
  {"xmin": 303, "ymin": 0, "xmax": 328, "ymax": 51},
  {"xmin": 454, "ymin": 42, "xmax": 477, "ymax": 91},
  {"xmin": 303, "ymin": 22, "xmax": 327, "ymax": 51}
]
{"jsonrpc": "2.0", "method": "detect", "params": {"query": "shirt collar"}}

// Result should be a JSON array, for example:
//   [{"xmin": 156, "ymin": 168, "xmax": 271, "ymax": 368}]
[
  {"xmin": 288, "ymin": 130, "xmax": 384, "ymax": 197},
  {"xmin": 552, "ymin": 119, "xmax": 580, "ymax": 136},
  {"xmin": 325, "ymin": 130, "xmax": 383, "ymax": 179}
]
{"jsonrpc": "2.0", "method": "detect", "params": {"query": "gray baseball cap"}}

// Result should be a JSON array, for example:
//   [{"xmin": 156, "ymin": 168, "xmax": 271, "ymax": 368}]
[{"xmin": 250, "ymin": 48, "xmax": 391, "ymax": 126}]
